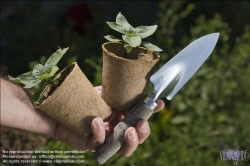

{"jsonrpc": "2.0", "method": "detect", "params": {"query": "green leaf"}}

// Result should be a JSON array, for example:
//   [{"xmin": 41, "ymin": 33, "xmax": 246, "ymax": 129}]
[
  {"xmin": 23, "ymin": 79, "xmax": 41, "ymax": 89},
  {"xmin": 53, "ymin": 73, "xmax": 61, "ymax": 81},
  {"xmin": 32, "ymin": 61, "xmax": 44, "ymax": 78},
  {"xmin": 124, "ymin": 44, "xmax": 132, "ymax": 53},
  {"xmin": 33, "ymin": 84, "xmax": 47, "ymax": 104},
  {"xmin": 33, "ymin": 81, "xmax": 50, "ymax": 104},
  {"xmin": 116, "ymin": 12, "xmax": 132, "ymax": 31},
  {"xmin": 122, "ymin": 34, "xmax": 142, "ymax": 47},
  {"xmin": 135, "ymin": 25, "xmax": 158, "ymax": 38},
  {"xmin": 8, "ymin": 71, "xmax": 35, "ymax": 85},
  {"xmin": 39, "ymin": 66, "xmax": 59, "ymax": 80},
  {"xmin": 34, "ymin": 93, "xmax": 44, "ymax": 105},
  {"xmin": 8, "ymin": 75, "xmax": 22, "ymax": 84},
  {"xmin": 141, "ymin": 41, "xmax": 163, "ymax": 52},
  {"xmin": 44, "ymin": 47, "xmax": 69, "ymax": 72},
  {"xmin": 8, "ymin": 71, "xmax": 41, "ymax": 89},
  {"xmin": 33, "ymin": 91, "xmax": 42, "ymax": 104},
  {"xmin": 106, "ymin": 22, "xmax": 126, "ymax": 34},
  {"xmin": 104, "ymin": 35, "xmax": 123, "ymax": 42}
]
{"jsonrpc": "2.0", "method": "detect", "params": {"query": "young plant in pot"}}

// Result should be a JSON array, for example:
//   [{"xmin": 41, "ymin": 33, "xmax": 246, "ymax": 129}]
[
  {"xmin": 102, "ymin": 12, "xmax": 162, "ymax": 110},
  {"xmin": 8, "ymin": 47, "xmax": 110, "ymax": 137}
]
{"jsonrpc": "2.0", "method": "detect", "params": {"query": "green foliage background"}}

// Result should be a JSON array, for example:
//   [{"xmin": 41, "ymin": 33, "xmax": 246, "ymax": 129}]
[{"xmin": 1, "ymin": 1, "xmax": 250, "ymax": 166}]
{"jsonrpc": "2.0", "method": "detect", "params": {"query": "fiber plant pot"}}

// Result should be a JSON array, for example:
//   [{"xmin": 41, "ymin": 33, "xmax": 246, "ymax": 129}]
[
  {"xmin": 102, "ymin": 42, "xmax": 160, "ymax": 110},
  {"xmin": 35, "ymin": 62, "xmax": 110, "ymax": 137}
]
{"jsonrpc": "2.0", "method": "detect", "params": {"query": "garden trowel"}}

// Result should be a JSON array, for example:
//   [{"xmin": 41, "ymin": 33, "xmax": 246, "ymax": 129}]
[{"xmin": 94, "ymin": 33, "xmax": 220, "ymax": 164}]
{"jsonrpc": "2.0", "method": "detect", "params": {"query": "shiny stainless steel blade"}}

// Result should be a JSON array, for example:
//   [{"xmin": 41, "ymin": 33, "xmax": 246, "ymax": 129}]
[{"xmin": 150, "ymin": 33, "xmax": 219, "ymax": 101}]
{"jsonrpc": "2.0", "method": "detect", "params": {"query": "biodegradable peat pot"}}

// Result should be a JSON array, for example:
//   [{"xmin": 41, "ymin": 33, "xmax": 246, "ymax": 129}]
[
  {"xmin": 35, "ymin": 62, "xmax": 110, "ymax": 137},
  {"xmin": 102, "ymin": 42, "xmax": 160, "ymax": 110}
]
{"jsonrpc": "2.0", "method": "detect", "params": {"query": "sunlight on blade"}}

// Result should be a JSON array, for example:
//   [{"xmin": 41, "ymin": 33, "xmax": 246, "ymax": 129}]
[{"xmin": 150, "ymin": 33, "xmax": 220, "ymax": 101}]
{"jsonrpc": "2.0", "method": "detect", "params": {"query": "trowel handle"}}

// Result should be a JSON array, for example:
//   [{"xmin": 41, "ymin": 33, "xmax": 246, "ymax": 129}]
[{"xmin": 94, "ymin": 97, "xmax": 157, "ymax": 164}]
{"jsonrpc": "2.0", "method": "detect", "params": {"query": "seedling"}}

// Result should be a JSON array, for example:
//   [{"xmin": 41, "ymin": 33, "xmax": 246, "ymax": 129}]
[
  {"xmin": 104, "ymin": 12, "xmax": 163, "ymax": 53},
  {"xmin": 8, "ymin": 47, "xmax": 69, "ymax": 104}
]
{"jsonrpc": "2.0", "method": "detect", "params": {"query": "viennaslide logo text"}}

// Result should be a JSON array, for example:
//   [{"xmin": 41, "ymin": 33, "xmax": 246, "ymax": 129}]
[{"xmin": 219, "ymin": 146, "xmax": 248, "ymax": 165}]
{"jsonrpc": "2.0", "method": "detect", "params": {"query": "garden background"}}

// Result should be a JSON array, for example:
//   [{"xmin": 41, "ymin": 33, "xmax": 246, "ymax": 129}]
[{"xmin": 1, "ymin": 1, "xmax": 250, "ymax": 166}]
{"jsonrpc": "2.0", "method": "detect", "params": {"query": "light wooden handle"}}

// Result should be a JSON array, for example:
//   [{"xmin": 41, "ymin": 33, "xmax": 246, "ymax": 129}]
[{"xmin": 94, "ymin": 98, "xmax": 157, "ymax": 164}]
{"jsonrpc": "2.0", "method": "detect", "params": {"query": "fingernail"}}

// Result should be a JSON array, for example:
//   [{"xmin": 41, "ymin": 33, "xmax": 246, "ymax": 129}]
[
  {"xmin": 94, "ymin": 119, "xmax": 103, "ymax": 129},
  {"xmin": 128, "ymin": 130, "xmax": 137, "ymax": 141},
  {"xmin": 140, "ymin": 122, "xmax": 149, "ymax": 133}
]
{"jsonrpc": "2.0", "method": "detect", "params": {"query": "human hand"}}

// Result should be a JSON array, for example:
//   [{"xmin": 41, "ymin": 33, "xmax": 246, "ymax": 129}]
[
  {"xmin": 53, "ymin": 86, "xmax": 165, "ymax": 156},
  {"xmin": 1, "ymin": 78, "xmax": 164, "ymax": 157}
]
